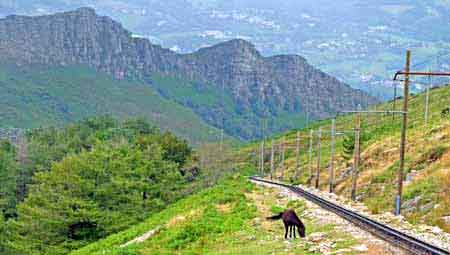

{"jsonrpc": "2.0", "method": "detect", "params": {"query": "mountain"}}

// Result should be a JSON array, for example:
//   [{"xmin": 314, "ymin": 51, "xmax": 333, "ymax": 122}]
[
  {"xmin": 2, "ymin": 1, "xmax": 450, "ymax": 99},
  {"xmin": 0, "ymin": 63, "xmax": 223, "ymax": 144},
  {"xmin": 0, "ymin": 8, "xmax": 375, "ymax": 140}
]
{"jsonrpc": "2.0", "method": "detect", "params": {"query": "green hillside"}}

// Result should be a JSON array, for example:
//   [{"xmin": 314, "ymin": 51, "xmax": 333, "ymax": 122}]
[
  {"xmin": 0, "ymin": 63, "xmax": 223, "ymax": 144},
  {"xmin": 149, "ymin": 73, "xmax": 307, "ymax": 140},
  {"xmin": 71, "ymin": 173, "xmax": 363, "ymax": 255},
  {"xmin": 240, "ymin": 84, "xmax": 450, "ymax": 232}
]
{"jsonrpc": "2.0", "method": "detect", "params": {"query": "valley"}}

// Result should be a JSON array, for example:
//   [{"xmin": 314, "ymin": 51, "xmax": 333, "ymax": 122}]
[{"xmin": 0, "ymin": 2, "xmax": 450, "ymax": 255}]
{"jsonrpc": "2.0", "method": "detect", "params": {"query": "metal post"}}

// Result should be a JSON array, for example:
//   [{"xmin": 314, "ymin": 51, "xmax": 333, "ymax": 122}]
[
  {"xmin": 393, "ymin": 82, "xmax": 397, "ymax": 121},
  {"xmin": 315, "ymin": 127, "xmax": 322, "ymax": 189},
  {"xmin": 295, "ymin": 131, "xmax": 301, "ymax": 179},
  {"xmin": 306, "ymin": 103, "xmax": 310, "ymax": 128},
  {"xmin": 281, "ymin": 136, "xmax": 286, "ymax": 169},
  {"xmin": 329, "ymin": 119, "xmax": 336, "ymax": 193},
  {"xmin": 396, "ymin": 50, "xmax": 411, "ymax": 216},
  {"xmin": 351, "ymin": 113, "xmax": 361, "ymax": 201},
  {"xmin": 260, "ymin": 140, "xmax": 265, "ymax": 177},
  {"xmin": 270, "ymin": 139, "xmax": 275, "ymax": 180},
  {"xmin": 308, "ymin": 130, "xmax": 314, "ymax": 185},
  {"xmin": 425, "ymin": 71, "xmax": 431, "ymax": 125}
]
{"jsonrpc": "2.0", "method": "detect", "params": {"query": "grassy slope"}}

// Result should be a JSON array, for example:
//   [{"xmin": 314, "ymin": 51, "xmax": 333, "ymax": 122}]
[
  {"xmin": 240, "ymin": 84, "xmax": 450, "ymax": 232},
  {"xmin": 149, "ymin": 73, "xmax": 307, "ymax": 140},
  {"xmin": 0, "ymin": 64, "xmax": 223, "ymax": 144},
  {"xmin": 71, "ymin": 172, "xmax": 360, "ymax": 255}
]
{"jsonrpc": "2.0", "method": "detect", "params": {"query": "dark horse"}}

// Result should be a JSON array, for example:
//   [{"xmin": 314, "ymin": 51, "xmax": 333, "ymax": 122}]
[{"xmin": 267, "ymin": 209, "xmax": 306, "ymax": 239}]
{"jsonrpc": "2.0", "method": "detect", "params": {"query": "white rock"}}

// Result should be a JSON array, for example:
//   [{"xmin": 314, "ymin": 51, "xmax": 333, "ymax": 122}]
[
  {"xmin": 308, "ymin": 232, "xmax": 326, "ymax": 242},
  {"xmin": 352, "ymin": 244, "xmax": 368, "ymax": 252},
  {"xmin": 440, "ymin": 216, "xmax": 450, "ymax": 225}
]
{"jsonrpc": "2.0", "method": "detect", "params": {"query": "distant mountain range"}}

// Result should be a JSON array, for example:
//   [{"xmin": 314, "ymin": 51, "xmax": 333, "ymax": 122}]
[
  {"xmin": 2, "ymin": 1, "xmax": 450, "ymax": 99},
  {"xmin": 0, "ymin": 8, "xmax": 375, "ymax": 141}
]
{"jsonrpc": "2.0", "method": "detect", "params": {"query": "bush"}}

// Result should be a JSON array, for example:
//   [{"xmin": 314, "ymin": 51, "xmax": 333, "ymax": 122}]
[{"xmin": 6, "ymin": 117, "xmax": 196, "ymax": 255}]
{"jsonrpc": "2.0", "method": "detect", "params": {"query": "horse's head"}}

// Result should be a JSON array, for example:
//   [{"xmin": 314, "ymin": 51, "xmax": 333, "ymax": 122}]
[{"xmin": 298, "ymin": 226, "xmax": 306, "ymax": 238}]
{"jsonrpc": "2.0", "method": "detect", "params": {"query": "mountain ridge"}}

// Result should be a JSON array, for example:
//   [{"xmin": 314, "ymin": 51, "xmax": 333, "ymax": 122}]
[{"xmin": 0, "ymin": 7, "xmax": 376, "ymax": 140}]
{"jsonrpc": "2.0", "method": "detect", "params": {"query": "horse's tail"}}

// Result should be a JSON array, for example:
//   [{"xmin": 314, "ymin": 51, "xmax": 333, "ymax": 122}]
[{"xmin": 266, "ymin": 212, "xmax": 283, "ymax": 220}]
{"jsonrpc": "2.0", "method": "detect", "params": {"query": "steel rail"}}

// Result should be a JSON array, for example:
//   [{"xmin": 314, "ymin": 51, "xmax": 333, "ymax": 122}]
[{"xmin": 249, "ymin": 176, "xmax": 450, "ymax": 255}]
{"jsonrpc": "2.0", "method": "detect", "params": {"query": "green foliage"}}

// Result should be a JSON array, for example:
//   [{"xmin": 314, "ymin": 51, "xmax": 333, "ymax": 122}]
[
  {"xmin": 9, "ymin": 140, "xmax": 185, "ymax": 254},
  {"xmin": 342, "ymin": 133, "xmax": 355, "ymax": 161},
  {"xmin": 0, "ymin": 140, "xmax": 18, "ymax": 219},
  {"xmin": 70, "ymin": 174, "xmax": 256, "ymax": 255},
  {"xmin": 404, "ymin": 178, "xmax": 438, "ymax": 201},
  {"xmin": 270, "ymin": 205, "xmax": 284, "ymax": 214},
  {"xmin": 0, "ymin": 64, "xmax": 222, "ymax": 144},
  {"xmin": 341, "ymin": 127, "xmax": 371, "ymax": 161},
  {"xmin": 419, "ymin": 145, "xmax": 448, "ymax": 164},
  {"xmin": 150, "ymin": 132, "xmax": 192, "ymax": 166},
  {"xmin": 286, "ymin": 200, "xmax": 307, "ymax": 212},
  {"xmin": 0, "ymin": 212, "xmax": 6, "ymax": 253},
  {"xmin": 1, "ymin": 117, "xmax": 200, "ymax": 255},
  {"xmin": 371, "ymin": 162, "xmax": 398, "ymax": 184},
  {"xmin": 150, "ymin": 73, "xmax": 307, "ymax": 140}
]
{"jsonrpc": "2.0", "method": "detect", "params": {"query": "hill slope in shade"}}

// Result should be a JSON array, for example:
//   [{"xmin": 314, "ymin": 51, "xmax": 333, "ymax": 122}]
[
  {"xmin": 0, "ymin": 64, "xmax": 222, "ymax": 144},
  {"xmin": 0, "ymin": 8, "xmax": 376, "ymax": 140}
]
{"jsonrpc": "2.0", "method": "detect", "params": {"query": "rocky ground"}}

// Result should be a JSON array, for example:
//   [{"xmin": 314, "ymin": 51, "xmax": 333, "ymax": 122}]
[
  {"xmin": 251, "ymin": 182, "xmax": 434, "ymax": 254},
  {"xmin": 250, "ymin": 180, "xmax": 406, "ymax": 255},
  {"xmin": 299, "ymin": 183, "xmax": 450, "ymax": 252}
]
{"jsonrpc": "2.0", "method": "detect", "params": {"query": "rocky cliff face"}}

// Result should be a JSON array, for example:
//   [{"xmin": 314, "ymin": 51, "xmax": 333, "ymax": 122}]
[
  {"xmin": 182, "ymin": 39, "xmax": 373, "ymax": 119},
  {"xmin": 0, "ymin": 8, "xmax": 376, "ymax": 139}
]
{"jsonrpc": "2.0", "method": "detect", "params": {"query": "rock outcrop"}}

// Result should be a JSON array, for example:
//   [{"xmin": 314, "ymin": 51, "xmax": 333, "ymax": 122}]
[{"xmin": 0, "ymin": 8, "xmax": 377, "ymax": 139}]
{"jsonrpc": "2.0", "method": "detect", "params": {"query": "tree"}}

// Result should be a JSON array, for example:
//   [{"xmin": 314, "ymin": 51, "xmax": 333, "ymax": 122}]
[
  {"xmin": 157, "ymin": 132, "xmax": 192, "ymax": 166},
  {"xmin": 341, "ymin": 129, "xmax": 370, "ymax": 162},
  {"xmin": 0, "ymin": 212, "xmax": 7, "ymax": 253},
  {"xmin": 9, "ymin": 142, "xmax": 184, "ymax": 255},
  {"xmin": 342, "ymin": 133, "xmax": 355, "ymax": 161},
  {"xmin": 4, "ymin": 117, "xmax": 197, "ymax": 255},
  {"xmin": 123, "ymin": 118, "xmax": 158, "ymax": 135},
  {"xmin": 0, "ymin": 140, "xmax": 18, "ymax": 218}
]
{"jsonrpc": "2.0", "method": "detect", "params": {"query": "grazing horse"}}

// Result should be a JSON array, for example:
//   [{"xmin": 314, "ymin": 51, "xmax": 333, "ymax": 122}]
[
  {"xmin": 267, "ymin": 209, "xmax": 306, "ymax": 239},
  {"xmin": 442, "ymin": 107, "xmax": 450, "ymax": 118}
]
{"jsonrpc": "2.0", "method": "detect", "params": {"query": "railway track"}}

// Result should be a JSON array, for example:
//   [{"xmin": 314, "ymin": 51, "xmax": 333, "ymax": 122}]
[{"xmin": 249, "ymin": 176, "xmax": 450, "ymax": 255}]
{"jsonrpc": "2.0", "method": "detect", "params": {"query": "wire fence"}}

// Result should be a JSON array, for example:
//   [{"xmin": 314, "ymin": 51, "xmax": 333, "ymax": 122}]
[{"xmin": 255, "ymin": 81, "xmax": 450, "ymax": 202}]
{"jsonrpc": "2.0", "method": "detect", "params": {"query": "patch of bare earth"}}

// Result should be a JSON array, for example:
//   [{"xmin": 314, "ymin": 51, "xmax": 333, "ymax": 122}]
[{"xmin": 120, "ymin": 208, "xmax": 201, "ymax": 247}]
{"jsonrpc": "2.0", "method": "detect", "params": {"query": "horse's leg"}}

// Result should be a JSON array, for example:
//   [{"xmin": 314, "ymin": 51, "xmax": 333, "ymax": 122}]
[
  {"xmin": 284, "ymin": 222, "xmax": 288, "ymax": 239},
  {"xmin": 293, "ymin": 225, "xmax": 296, "ymax": 239}
]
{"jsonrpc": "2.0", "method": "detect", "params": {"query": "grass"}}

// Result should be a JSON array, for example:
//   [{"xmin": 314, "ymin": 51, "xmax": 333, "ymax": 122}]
[
  {"xmin": 0, "ymin": 63, "xmax": 223, "ymax": 144},
  {"xmin": 70, "ymin": 172, "xmax": 256, "ymax": 255},
  {"xmin": 71, "ymin": 168, "xmax": 361, "ymax": 255},
  {"xmin": 0, "ymin": 61, "xmax": 308, "ymax": 142},
  {"xmin": 239, "ymin": 84, "xmax": 450, "ymax": 232}
]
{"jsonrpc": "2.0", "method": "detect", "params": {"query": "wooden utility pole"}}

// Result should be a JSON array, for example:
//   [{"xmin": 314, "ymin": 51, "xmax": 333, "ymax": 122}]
[
  {"xmin": 315, "ymin": 128, "xmax": 322, "ymax": 189},
  {"xmin": 295, "ymin": 131, "xmax": 301, "ymax": 179},
  {"xmin": 397, "ymin": 50, "xmax": 411, "ymax": 215},
  {"xmin": 308, "ymin": 130, "xmax": 314, "ymax": 185},
  {"xmin": 270, "ymin": 139, "xmax": 275, "ymax": 180},
  {"xmin": 329, "ymin": 119, "xmax": 336, "ymax": 193},
  {"xmin": 393, "ymin": 82, "xmax": 398, "ymax": 121},
  {"xmin": 281, "ymin": 136, "xmax": 286, "ymax": 167},
  {"xmin": 425, "ymin": 70, "xmax": 431, "ymax": 125},
  {"xmin": 260, "ymin": 140, "xmax": 265, "ymax": 177},
  {"xmin": 351, "ymin": 113, "xmax": 361, "ymax": 201}
]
